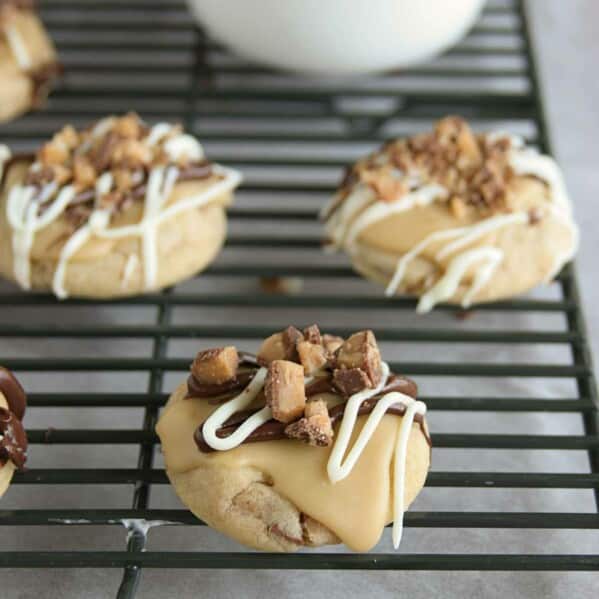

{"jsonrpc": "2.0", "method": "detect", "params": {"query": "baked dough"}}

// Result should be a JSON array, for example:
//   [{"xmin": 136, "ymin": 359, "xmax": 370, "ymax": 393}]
[
  {"xmin": 322, "ymin": 117, "xmax": 579, "ymax": 312},
  {"xmin": 0, "ymin": 114, "xmax": 241, "ymax": 298},
  {"xmin": 157, "ymin": 328, "xmax": 431, "ymax": 552},
  {"xmin": 0, "ymin": 2, "xmax": 60, "ymax": 123}
]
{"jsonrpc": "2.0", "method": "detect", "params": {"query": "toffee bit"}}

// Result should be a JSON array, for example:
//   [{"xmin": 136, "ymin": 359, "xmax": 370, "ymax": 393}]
[
  {"xmin": 191, "ymin": 346, "xmax": 239, "ymax": 385},
  {"xmin": 285, "ymin": 399, "xmax": 333, "ymax": 447},
  {"xmin": 333, "ymin": 330, "xmax": 382, "ymax": 388},
  {"xmin": 264, "ymin": 360, "xmax": 306, "ymax": 423},
  {"xmin": 327, "ymin": 116, "xmax": 517, "ymax": 219}
]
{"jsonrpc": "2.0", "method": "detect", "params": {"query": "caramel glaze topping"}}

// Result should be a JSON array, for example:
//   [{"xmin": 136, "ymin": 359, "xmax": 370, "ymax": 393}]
[
  {"xmin": 191, "ymin": 366, "xmax": 431, "ymax": 452},
  {"xmin": 0, "ymin": 367, "xmax": 28, "ymax": 469}
]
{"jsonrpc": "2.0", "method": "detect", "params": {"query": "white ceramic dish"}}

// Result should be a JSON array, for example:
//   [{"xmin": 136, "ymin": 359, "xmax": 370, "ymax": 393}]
[{"xmin": 186, "ymin": 0, "xmax": 486, "ymax": 75}]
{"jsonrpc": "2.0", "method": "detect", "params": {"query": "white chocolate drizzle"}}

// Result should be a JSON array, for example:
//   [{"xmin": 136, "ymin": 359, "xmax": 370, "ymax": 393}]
[
  {"xmin": 324, "ymin": 133, "xmax": 579, "ymax": 311},
  {"xmin": 4, "ymin": 124, "xmax": 241, "ymax": 297},
  {"xmin": 200, "ymin": 361, "xmax": 427, "ymax": 550},
  {"xmin": 121, "ymin": 253, "xmax": 140, "ymax": 290}
]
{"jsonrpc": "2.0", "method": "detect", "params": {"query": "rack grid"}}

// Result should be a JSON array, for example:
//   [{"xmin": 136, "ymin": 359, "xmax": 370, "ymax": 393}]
[{"xmin": 0, "ymin": 0, "xmax": 598, "ymax": 597}]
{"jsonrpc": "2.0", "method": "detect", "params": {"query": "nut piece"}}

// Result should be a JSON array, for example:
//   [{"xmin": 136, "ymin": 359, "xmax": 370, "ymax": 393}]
[
  {"xmin": 333, "ymin": 330, "xmax": 382, "ymax": 388},
  {"xmin": 257, "ymin": 326, "xmax": 302, "ymax": 366},
  {"xmin": 265, "ymin": 360, "xmax": 306, "ymax": 423},
  {"xmin": 191, "ymin": 346, "xmax": 239, "ymax": 385},
  {"xmin": 333, "ymin": 367, "xmax": 371, "ymax": 397},
  {"xmin": 285, "ymin": 399, "xmax": 334, "ymax": 447}
]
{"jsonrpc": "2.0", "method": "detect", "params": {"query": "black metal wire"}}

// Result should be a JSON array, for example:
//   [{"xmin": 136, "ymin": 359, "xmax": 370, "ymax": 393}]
[{"xmin": 0, "ymin": 0, "xmax": 597, "ymax": 596}]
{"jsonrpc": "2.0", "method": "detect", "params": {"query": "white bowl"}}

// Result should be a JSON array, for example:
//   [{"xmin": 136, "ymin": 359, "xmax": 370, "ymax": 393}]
[{"xmin": 186, "ymin": 0, "xmax": 486, "ymax": 75}]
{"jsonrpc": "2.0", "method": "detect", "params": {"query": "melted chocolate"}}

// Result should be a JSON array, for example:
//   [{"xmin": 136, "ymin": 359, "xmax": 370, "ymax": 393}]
[
  {"xmin": 186, "ymin": 370, "xmax": 256, "ymax": 400},
  {"xmin": 0, "ymin": 367, "xmax": 27, "ymax": 420},
  {"xmin": 0, "ymin": 407, "xmax": 28, "ymax": 469},
  {"xmin": 186, "ymin": 352, "xmax": 261, "ymax": 400},
  {"xmin": 194, "ymin": 374, "xmax": 430, "ymax": 452}
]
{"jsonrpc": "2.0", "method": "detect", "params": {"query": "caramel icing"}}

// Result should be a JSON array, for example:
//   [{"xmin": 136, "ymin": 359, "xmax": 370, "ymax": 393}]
[{"xmin": 157, "ymin": 382, "xmax": 430, "ymax": 551}]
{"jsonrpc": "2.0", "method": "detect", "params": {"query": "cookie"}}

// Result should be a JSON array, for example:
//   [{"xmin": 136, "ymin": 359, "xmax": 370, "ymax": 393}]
[
  {"xmin": 322, "ymin": 117, "xmax": 579, "ymax": 312},
  {"xmin": 156, "ymin": 326, "xmax": 431, "ymax": 552},
  {"xmin": 0, "ymin": 366, "xmax": 28, "ymax": 498},
  {"xmin": 0, "ymin": 113, "xmax": 242, "ymax": 298},
  {"xmin": 0, "ymin": 0, "xmax": 61, "ymax": 122}
]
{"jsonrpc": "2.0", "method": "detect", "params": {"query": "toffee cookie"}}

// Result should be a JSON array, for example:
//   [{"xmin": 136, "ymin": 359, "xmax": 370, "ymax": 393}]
[
  {"xmin": 0, "ymin": 113, "xmax": 242, "ymax": 298},
  {"xmin": 0, "ymin": 366, "xmax": 28, "ymax": 498},
  {"xmin": 156, "ymin": 326, "xmax": 431, "ymax": 552},
  {"xmin": 0, "ymin": 0, "xmax": 60, "ymax": 123},
  {"xmin": 322, "ymin": 117, "xmax": 579, "ymax": 312}
]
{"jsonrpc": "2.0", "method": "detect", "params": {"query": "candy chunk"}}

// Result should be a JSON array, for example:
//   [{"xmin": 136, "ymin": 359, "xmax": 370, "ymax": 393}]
[
  {"xmin": 302, "ymin": 324, "xmax": 322, "ymax": 345},
  {"xmin": 333, "ymin": 330, "xmax": 382, "ymax": 388},
  {"xmin": 322, "ymin": 334, "xmax": 344, "ymax": 356},
  {"xmin": 297, "ymin": 340, "xmax": 328, "ymax": 375},
  {"xmin": 191, "ymin": 346, "xmax": 239, "ymax": 385},
  {"xmin": 265, "ymin": 360, "xmax": 306, "ymax": 423},
  {"xmin": 257, "ymin": 325, "xmax": 302, "ymax": 366},
  {"xmin": 285, "ymin": 399, "xmax": 333, "ymax": 447},
  {"xmin": 296, "ymin": 325, "xmax": 327, "ymax": 375},
  {"xmin": 332, "ymin": 367, "xmax": 371, "ymax": 397}
]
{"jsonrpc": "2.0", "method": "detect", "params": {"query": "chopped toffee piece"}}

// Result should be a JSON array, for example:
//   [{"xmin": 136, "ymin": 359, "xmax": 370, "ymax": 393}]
[
  {"xmin": 264, "ymin": 360, "xmax": 306, "ymax": 423},
  {"xmin": 322, "ymin": 334, "xmax": 344, "ymax": 356},
  {"xmin": 285, "ymin": 399, "xmax": 334, "ymax": 447},
  {"xmin": 191, "ymin": 346, "xmax": 239, "ymax": 385},
  {"xmin": 297, "ymin": 324, "xmax": 329, "ymax": 375},
  {"xmin": 333, "ymin": 330, "xmax": 382, "ymax": 391},
  {"xmin": 332, "ymin": 367, "xmax": 371, "ymax": 397},
  {"xmin": 302, "ymin": 324, "xmax": 322, "ymax": 345},
  {"xmin": 328, "ymin": 116, "xmax": 519, "ymax": 222},
  {"xmin": 17, "ymin": 113, "xmax": 214, "ymax": 230},
  {"xmin": 297, "ymin": 340, "xmax": 328, "ymax": 375},
  {"xmin": 257, "ymin": 325, "xmax": 302, "ymax": 366}
]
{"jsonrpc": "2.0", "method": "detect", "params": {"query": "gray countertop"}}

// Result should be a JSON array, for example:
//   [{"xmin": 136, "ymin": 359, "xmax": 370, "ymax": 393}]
[{"xmin": 2, "ymin": 1, "xmax": 599, "ymax": 597}]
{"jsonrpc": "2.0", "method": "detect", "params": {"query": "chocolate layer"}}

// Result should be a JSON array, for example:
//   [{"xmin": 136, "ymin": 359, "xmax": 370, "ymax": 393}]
[
  {"xmin": 0, "ymin": 367, "xmax": 28, "ymax": 470},
  {"xmin": 0, "ymin": 407, "xmax": 28, "ymax": 469},
  {"xmin": 186, "ymin": 352, "xmax": 261, "ymax": 400},
  {"xmin": 194, "ymin": 374, "xmax": 429, "ymax": 452},
  {"xmin": 0, "ymin": 366, "xmax": 27, "ymax": 420}
]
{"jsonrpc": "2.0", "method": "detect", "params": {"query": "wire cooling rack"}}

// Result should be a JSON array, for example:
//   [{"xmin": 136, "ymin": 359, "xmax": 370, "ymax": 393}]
[{"xmin": 0, "ymin": 0, "xmax": 598, "ymax": 597}]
